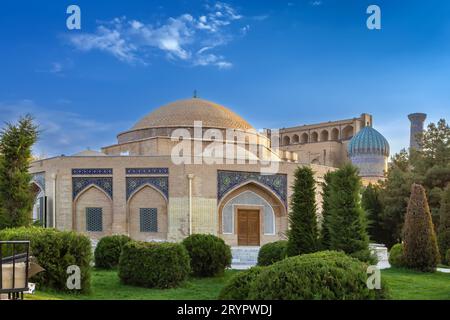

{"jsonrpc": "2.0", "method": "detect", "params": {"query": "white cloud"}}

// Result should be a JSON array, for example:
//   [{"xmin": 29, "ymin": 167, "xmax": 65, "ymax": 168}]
[
  {"xmin": 0, "ymin": 100, "xmax": 131, "ymax": 158},
  {"xmin": 67, "ymin": 2, "xmax": 245, "ymax": 69}
]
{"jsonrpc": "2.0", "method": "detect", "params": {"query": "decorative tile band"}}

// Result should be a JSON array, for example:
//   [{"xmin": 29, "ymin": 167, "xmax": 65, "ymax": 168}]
[
  {"xmin": 31, "ymin": 172, "xmax": 46, "ymax": 192},
  {"xmin": 126, "ymin": 168, "xmax": 169, "ymax": 175},
  {"xmin": 126, "ymin": 177, "xmax": 169, "ymax": 200},
  {"xmin": 72, "ymin": 177, "xmax": 113, "ymax": 200},
  {"xmin": 217, "ymin": 170, "xmax": 287, "ymax": 206},
  {"xmin": 72, "ymin": 168, "xmax": 113, "ymax": 175}
]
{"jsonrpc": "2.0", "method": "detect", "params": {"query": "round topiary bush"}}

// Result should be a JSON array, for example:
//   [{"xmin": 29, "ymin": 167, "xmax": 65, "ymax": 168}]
[
  {"xmin": 257, "ymin": 240, "xmax": 288, "ymax": 266},
  {"xmin": 389, "ymin": 243, "xmax": 405, "ymax": 268},
  {"xmin": 248, "ymin": 251, "xmax": 390, "ymax": 300},
  {"xmin": 218, "ymin": 267, "xmax": 264, "ymax": 300},
  {"xmin": 95, "ymin": 235, "xmax": 131, "ymax": 269},
  {"xmin": 118, "ymin": 241, "xmax": 191, "ymax": 288},
  {"xmin": 182, "ymin": 234, "xmax": 232, "ymax": 277}
]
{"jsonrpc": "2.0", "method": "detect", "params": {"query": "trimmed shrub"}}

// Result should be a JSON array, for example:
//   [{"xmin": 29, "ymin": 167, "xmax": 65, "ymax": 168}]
[
  {"xmin": 402, "ymin": 184, "xmax": 440, "ymax": 272},
  {"xmin": 248, "ymin": 251, "xmax": 390, "ymax": 300},
  {"xmin": 0, "ymin": 226, "xmax": 92, "ymax": 292},
  {"xmin": 118, "ymin": 241, "xmax": 190, "ymax": 288},
  {"xmin": 94, "ymin": 235, "xmax": 131, "ymax": 269},
  {"xmin": 218, "ymin": 267, "xmax": 264, "ymax": 300},
  {"xmin": 257, "ymin": 241, "xmax": 287, "ymax": 266},
  {"xmin": 438, "ymin": 186, "xmax": 450, "ymax": 265},
  {"xmin": 388, "ymin": 244, "xmax": 405, "ymax": 268},
  {"xmin": 182, "ymin": 234, "xmax": 231, "ymax": 277}
]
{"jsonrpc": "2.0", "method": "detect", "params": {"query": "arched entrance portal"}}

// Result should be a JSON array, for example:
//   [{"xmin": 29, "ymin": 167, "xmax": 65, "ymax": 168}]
[{"xmin": 218, "ymin": 183, "xmax": 287, "ymax": 247}]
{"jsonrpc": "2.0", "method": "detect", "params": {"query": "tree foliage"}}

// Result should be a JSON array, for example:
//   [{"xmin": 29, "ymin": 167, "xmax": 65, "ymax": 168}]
[
  {"xmin": 402, "ymin": 184, "xmax": 440, "ymax": 272},
  {"xmin": 327, "ymin": 164, "xmax": 372, "ymax": 262},
  {"xmin": 438, "ymin": 186, "xmax": 450, "ymax": 264},
  {"xmin": 362, "ymin": 183, "xmax": 387, "ymax": 244},
  {"xmin": 319, "ymin": 171, "xmax": 334, "ymax": 250},
  {"xmin": 286, "ymin": 166, "xmax": 319, "ymax": 256},
  {"xmin": 0, "ymin": 115, "xmax": 39, "ymax": 229}
]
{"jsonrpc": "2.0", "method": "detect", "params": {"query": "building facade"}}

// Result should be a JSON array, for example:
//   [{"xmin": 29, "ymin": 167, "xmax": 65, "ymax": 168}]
[{"xmin": 30, "ymin": 98, "xmax": 389, "ymax": 245}]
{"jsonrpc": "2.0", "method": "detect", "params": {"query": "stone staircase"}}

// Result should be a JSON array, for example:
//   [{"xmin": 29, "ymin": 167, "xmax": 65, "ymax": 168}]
[{"xmin": 231, "ymin": 246, "xmax": 260, "ymax": 270}]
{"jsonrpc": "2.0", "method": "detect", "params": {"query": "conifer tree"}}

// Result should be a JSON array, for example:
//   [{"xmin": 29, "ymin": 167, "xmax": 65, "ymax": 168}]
[
  {"xmin": 328, "ymin": 164, "xmax": 371, "ymax": 262},
  {"xmin": 286, "ymin": 166, "xmax": 319, "ymax": 256},
  {"xmin": 437, "ymin": 186, "xmax": 450, "ymax": 264},
  {"xmin": 0, "ymin": 115, "xmax": 39, "ymax": 229},
  {"xmin": 319, "ymin": 171, "xmax": 334, "ymax": 250},
  {"xmin": 362, "ymin": 183, "xmax": 387, "ymax": 244},
  {"xmin": 402, "ymin": 184, "xmax": 440, "ymax": 272}
]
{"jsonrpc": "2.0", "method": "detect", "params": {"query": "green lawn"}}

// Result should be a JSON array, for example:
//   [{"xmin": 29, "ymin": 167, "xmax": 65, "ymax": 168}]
[
  {"xmin": 28, "ymin": 267, "xmax": 450, "ymax": 300},
  {"xmin": 28, "ymin": 269, "xmax": 239, "ymax": 300},
  {"xmin": 381, "ymin": 268, "xmax": 450, "ymax": 300}
]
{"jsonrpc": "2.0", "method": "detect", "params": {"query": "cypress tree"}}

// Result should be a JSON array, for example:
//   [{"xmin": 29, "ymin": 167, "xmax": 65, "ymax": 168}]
[
  {"xmin": 438, "ymin": 186, "xmax": 450, "ymax": 264},
  {"xmin": 286, "ymin": 166, "xmax": 319, "ymax": 256},
  {"xmin": 402, "ymin": 184, "xmax": 440, "ymax": 272},
  {"xmin": 319, "ymin": 171, "xmax": 334, "ymax": 250},
  {"xmin": 328, "ymin": 164, "xmax": 371, "ymax": 262},
  {"xmin": 362, "ymin": 183, "xmax": 387, "ymax": 245},
  {"xmin": 0, "ymin": 115, "xmax": 39, "ymax": 229}
]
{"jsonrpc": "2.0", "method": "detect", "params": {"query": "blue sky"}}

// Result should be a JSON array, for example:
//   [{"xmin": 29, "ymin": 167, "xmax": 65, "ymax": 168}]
[{"xmin": 0, "ymin": 0, "xmax": 449, "ymax": 157}]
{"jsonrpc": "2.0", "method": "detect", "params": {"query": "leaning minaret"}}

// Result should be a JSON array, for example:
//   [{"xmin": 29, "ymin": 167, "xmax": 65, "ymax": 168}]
[{"xmin": 408, "ymin": 113, "xmax": 427, "ymax": 151}]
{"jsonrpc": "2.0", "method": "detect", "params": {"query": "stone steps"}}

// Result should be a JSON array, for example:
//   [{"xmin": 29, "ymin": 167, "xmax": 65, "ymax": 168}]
[{"xmin": 231, "ymin": 246, "xmax": 260, "ymax": 269}]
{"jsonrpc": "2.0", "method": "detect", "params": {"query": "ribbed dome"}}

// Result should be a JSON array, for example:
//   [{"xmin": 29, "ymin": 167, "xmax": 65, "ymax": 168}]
[
  {"xmin": 131, "ymin": 98, "xmax": 253, "ymax": 131},
  {"xmin": 348, "ymin": 126, "xmax": 390, "ymax": 157}
]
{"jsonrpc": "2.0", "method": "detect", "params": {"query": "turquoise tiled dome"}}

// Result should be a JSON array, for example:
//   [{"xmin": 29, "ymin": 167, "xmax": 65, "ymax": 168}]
[{"xmin": 348, "ymin": 126, "xmax": 390, "ymax": 157}]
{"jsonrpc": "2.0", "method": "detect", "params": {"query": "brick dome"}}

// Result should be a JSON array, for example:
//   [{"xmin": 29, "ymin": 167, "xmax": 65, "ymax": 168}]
[{"xmin": 131, "ymin": 98, "xmax": 253, "ymax": 131}]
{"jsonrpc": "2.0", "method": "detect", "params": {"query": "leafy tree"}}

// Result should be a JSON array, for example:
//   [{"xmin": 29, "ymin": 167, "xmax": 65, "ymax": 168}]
[
  {"xmin": 328, "ymin": 164, "xmax": 371, "ymax": 262},
  {"xmin": 0, "ymin": 115, "xmax": 39, "ymax": 229},
  {"xmin": 402, "ymin": 184, "xmax": 440, "ymax": 272},
  {"xmin": 438, "ymin": 186, "xmax": 450, "ymax": 264},
  {"xmin": 286, "ymin": 166, "xmax": 319, "ymax": 256},
  {"xmin": 362, "ymin": 183, "xmax": 388, "ymax": 244},
  {"xmin": 319, "ymin": 171, "xmax": 334, "ymax": 250},
  {"xmin": 379, "ymin": 166, "xmax": 413, "ymax": 248}
]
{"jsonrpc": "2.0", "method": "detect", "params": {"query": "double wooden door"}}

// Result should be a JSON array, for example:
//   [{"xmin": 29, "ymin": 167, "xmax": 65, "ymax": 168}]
[{"xmin": 237, "ymin": 209, "xmax": 260, "ymax": 246}]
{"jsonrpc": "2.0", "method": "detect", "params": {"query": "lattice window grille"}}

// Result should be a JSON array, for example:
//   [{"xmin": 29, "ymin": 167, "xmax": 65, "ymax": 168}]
[
  {"xmin": 140, "ymin": 208, "xmax": 158, "ymax": 233},
  {"xmin": 86, "ymin": 207, "xmax": 103, "ymax": 232}
]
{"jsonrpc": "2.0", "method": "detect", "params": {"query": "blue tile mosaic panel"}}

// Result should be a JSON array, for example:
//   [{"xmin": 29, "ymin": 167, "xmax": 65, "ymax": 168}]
[
  {"xmin": 217, "ymin": 170, "xmax": 287, "ymax": 206},
  {"xmin": 72, "ymin": 177, "xmax": 113, "ymax": 200},
  {"xmin": 72, "ymin": 168, "xmax": 113, "ymax": 175},
  {"xmin": 31, "ymin": 172, "xmax": 46, "ymax": 192},
  {"xmin": 126, "ymin": 168, "xmax": 169, "ymax": 175},
  {"xmin": 126, "ymin": 177, "xmax": 169, "ymax": 200}
]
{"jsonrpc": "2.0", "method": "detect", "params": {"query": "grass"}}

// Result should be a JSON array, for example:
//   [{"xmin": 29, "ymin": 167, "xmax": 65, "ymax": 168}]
[
  {"xmin": 28, "ymin": 269, "xmax": 239, "ymax": 300},
  {"xmin": 381, "ymin": 268, "xmax": 450, "ymax": 300},
  {"xmin": 28, "ymin": 267, "xmax": 450, "ymax": 300}
]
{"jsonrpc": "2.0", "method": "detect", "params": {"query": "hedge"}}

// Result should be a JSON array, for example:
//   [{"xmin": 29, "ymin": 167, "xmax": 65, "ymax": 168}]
[
  {"xmin": 182, "ymin": 234, "xmax": 232, "ymax": 277},
  {"xmin": 94, "ymin": 235, "xmax": 131, "ymax": 269},
  {"xmin": 257, "ymin": 240, "xmax": 288, "ymax": 266},
  {"xmin": 248, "ymin": 251, "xmax": 390, "ymax": 300},
  {"xmin": 118, "ymin": 241, "xmax": 190, "ymax": 288},
  {"xmin": 0, "ymin": 226, "xmax": 92, "ymax": 292},
  {"xmin": 388, "ymin": 243, "xmax": 405, "ymax": 268},
  {"xmin": 218, "ymin": 266, "xmax": 264, "ymax": 300}
]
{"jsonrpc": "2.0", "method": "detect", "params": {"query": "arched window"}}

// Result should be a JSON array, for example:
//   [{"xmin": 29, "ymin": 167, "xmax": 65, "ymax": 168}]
[
  {"xmin": 311, "ymin": 132, "xmax": 318, "ymax": 143},
  {"xmin": 283, "ymin": 136, "xmax": 291, "ymax": 146},
  {"xmin": 320, "ymin": 130, "xmax": 329, "ymax": 142},
  {"xmin": 331, "ymin": 128, "xmax": 339, "ymax": 140},
  {"xmin": 292, "ymin": 134, "xmax": 299, "ymax": 143},
  {"xmin": 301, "ymin": 133, "xmax": 309, "ymax": 143},
  {"xmin": 222, "ymin": 191, "xmax": 275, "ymax": 235},
  {"xmin": 342, "ymin": 125, "xmax": 354, "ymax": 140}
]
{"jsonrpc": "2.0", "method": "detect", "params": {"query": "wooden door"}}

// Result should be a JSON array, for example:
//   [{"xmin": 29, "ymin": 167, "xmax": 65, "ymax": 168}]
[{"xmin": 237, "ymin": 209, "xmax": 260, "ymax": 246}]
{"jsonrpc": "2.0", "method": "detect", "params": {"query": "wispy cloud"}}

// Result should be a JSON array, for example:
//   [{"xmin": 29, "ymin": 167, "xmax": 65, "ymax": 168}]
[
  {"xmin": 66, "ymin": 2, "xmax": 247, "ymax": 69},
  {"xmin": 0, "ymin": 100, "xmax": 131, "ymax": 158},
  {"xmin": 310, "ymin": 1, "xmax": 323, "ymax": 6}
]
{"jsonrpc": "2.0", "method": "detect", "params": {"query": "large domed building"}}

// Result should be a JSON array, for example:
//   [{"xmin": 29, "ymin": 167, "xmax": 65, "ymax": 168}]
[{"xmin": 30, "ymin": 96, "xmax": 389, "ymax": 248}]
